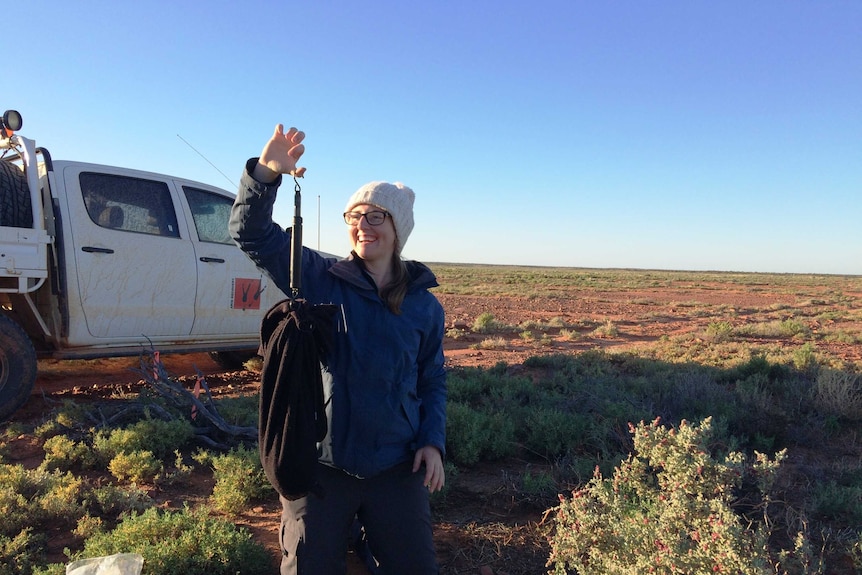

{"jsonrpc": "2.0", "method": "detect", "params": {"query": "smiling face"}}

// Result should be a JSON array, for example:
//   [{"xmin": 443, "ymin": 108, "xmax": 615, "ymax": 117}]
[{"xmin": 347, "ymin": 203, "xmax": 398, "ymax": 265}]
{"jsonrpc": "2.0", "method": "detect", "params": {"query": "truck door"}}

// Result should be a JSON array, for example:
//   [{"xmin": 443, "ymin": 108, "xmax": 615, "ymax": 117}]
[
  {"xmin": 180, "ymin": 185, "xmax": 287, "ymax": 336},
  {"xmin": 64, "ymin": 168, "xmax": 197, "ymax": 340}
]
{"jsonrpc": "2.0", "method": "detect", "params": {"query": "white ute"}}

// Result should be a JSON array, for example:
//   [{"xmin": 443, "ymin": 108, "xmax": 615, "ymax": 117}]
[{"xmin": 0, "ymin": 109, "xmax": 286, "ymax": 421}]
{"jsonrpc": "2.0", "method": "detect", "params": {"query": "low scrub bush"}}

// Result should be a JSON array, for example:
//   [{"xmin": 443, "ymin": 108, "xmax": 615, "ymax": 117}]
[
  {"xmin": 473, "ymin": 336, "xmax": 508, "ymax": 350},
  {"xmin": 0, "ymin": 465, "xmax": 86, "ymax": 538},
  {"xmin": 40, "ymin": 435, "xmax": 97, "ymax": 472},
  {"xmin": 473, "ymin": 312, "xmax": 505, "ymax": 333},
  {"xmin": 45, "ymin": 400, "xmax": 92, "ymax": 432},
  {"xmin": 87, "ymin": 484, "xmax": 152, "ymax": 517},
  {"xmin": 446, "ymin": 402, "xmax": 516, "ymax": 465},
  {"xmin": 91, "ymin": 417, "xmax": 195, "ymax": 484},
  {"xmin": 445, "ymin": 327, "xmax": 468, "ymax": 339},
  {"xmin": 812, "ymin": 368, "xmax": 862, "ymax": 421},
  {"xmin": 0, "ymin": 529, "xmax": 45, "ymax": 575},
  {"xmin": 810, "ymin": 479, "xmax": 862, "ymax": 526},
  {"xmin": 705, "ymin": 320, "xmax": 734, "ymax": 343},
  {"xmin": 547, "ymin": 417, "xmax": 800, "ymax": 575},
  {"xmin": 736, "ymin": 319, "xmax": 811, "ymax": 340},
  {"xmin": 519, "ymin": 317, "xmax": 570, "ymax": 332},
  {"xmin": 559, "ymin": 328, "xmax": 580, "ymax": 341},
  {"xmin": 524, "ymin": 408, "xmax": 589, "ymax": 458},
  {"xmin": 94, "ymin": 417, "xmax": 195, "ymax": 463},
  {"xmin": 791, "ymin": 342, "xmax": 818, "ymax": 372},
  {"xmin": 70, "ymin": 506, "xmax": 271, "ymax": 575},
  {"xmin": 196, "ymin": 445, "xmax": 271, "ymax": 515},
  {"xmin": 108, "ymin": 450, "xmax": 162, "ymax": 484},
  {"xmin": 591, "ymin": 320, "xmax": 619, "ymax": 338},
  {"xmin": 212, "ymin": 396, "xmax": 259, "ymax": 428}
]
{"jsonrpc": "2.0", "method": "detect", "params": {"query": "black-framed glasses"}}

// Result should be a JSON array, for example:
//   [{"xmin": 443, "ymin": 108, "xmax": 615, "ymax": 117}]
[{"xmin": 343, "ymin": 210, "xmax": 389, "ymax": 226}]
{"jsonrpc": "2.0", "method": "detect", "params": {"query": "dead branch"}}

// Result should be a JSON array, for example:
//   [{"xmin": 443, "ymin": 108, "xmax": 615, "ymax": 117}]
[{"xmin": 133, "ymin": 346, "xmax": 258, "ymax": 444}]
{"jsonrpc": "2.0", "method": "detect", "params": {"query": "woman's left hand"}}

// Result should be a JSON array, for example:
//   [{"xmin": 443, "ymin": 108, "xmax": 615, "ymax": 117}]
[{"xmin": 413, "ymin": 446, "xmax": 445, "ymax": 493}]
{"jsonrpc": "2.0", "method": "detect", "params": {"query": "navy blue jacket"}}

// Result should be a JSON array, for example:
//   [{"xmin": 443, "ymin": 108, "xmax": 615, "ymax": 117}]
[{"xmin": 229, "ymin": 159, "xmax": 447, "ymax": 478}]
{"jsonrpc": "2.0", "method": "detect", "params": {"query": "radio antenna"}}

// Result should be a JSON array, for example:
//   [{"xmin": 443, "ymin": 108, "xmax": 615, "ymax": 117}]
[{"xmin": 177, "ymin": 134, "xmax": 235, "ymax": 188}]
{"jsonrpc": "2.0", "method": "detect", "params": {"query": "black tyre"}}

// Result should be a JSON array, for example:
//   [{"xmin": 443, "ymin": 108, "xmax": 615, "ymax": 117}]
[
  {"xmin": 209, "ymin": 350, "xmax": 256, "ymax": 370},
  {"xmin": 0, "ymin": 315, "xmax": 37, "ymax": 422},
  {"xmin": 0, "ymin": 161, "xmax": 33, "ymax": 228}
]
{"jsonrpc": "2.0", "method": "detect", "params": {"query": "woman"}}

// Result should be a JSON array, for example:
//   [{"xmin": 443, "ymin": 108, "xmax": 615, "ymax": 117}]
[{"xmin": 229, "ymin": 124, "xmax": 447, "ymax": 575}]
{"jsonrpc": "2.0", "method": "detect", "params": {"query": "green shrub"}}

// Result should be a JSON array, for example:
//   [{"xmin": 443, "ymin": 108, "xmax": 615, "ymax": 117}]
[
  {"xmin": 810, "ymin": 480, "xmax": 862, "ymax": 525},
  {"xmin": 108, "ymin": 451, "xmax": 162, "ymax": 484},
  {"xmin": 94, "ymin": 417, "xmax": 195, "ymax": 463},
  {"xmin": 447, "ymin": 367, "xmax": 494, "ymax": 405},
  {"xmin": 73, "ymin": 514, "xmax": 105, "ymax": 539},
  {"xmin": 592, "ymin": 320, "xmax": 619, "ymax": 338},
  {"xmin": 445, "ymin": 402, "xmax": 486, "ymax": 466},
  {"xmin": 37, "ymin": 474, "xmax": 85, "ymax": 519},
  {"xmin": 705, "ymin": 321, "xmax": 735, "ymax": 343},
  {"xmin": 445, "ymin": 327, "xmax": 468, "ymax": 339},
  {"xmin": 812, "ymin": 368, "xmax": 862, "ymax": 421},
  {"xmin": 559, "ymin": 328, "xmax": 580, "ymax": 341},
  {"xmin": 547, "ymin": 417, "xmax": 794, "ymax": 575},
  {"xmin": 524, "ymin": 408, "xmax": 588, "ymax": 458},
  {"xmin": 780, "ymin": 318, "xmax": 810, "ymax": 338},
  {"xmin": 792, "ymin": 342, "xmax": 818, "ymax": 372},
  {"xmin": 0, "ymin": 465, "xmax": 86, "ymax": 538},
  {"xmin": 0, "ymin": 529, "xmax": 45, "ymax": 575},
  {"xmin": 473, "ymin": 312, "xmax": 503, "ymax": 333},
  {"xmin": 1, "ymin": 422, "xmax": 27, "ymax": 442},
  {"xmin": 40, "ymin": 435, "xmax": 96, "ymax": 471},
  {"xmin": 721, "ymin": 354, "xmax": 788, "ymax": 385},
  {"xmin": 32, "ymin": 561, "xmax": 64, "ymax": 575},
  {"xmin": 446, "ymin": 402, "xmax": 515, "ymax": 466},
  {"xmin": 474, "ymin": 336, "xmax": 508, "ymax": 350},
  {"xmin": 735, "ymin": 319, "xmax": 810, "ymax": 340},
  {"xmin": 73, "ymin": 506, "xmax": 271, "ymax": 575},
  {"xmin": 52, "ymin": 400, "xmax": 94, "ymax": 430},
  {"xmin": 206, "ymin": 444, "xmax": 271, "ymax": 515},
  {"xmin": 212, "ymin": 396, "xmax": 259, "ymax": 428},
  {"xmin": 87, "ymin": 484, "xmax": 152, "ymax": 517}
]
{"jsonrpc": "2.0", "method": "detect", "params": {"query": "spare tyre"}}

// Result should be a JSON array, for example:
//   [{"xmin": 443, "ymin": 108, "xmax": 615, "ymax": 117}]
[
  {"xmin": 0, "ymin": 161, "xmax": 33, "ymax": 228},
  {"xmin": 0, "ymin": 314, "xmax": 37, "ymax": 422}
]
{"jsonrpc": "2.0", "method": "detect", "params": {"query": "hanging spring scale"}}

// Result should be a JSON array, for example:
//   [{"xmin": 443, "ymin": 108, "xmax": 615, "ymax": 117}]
[{"xmin": 289, "ymin": 175, "xmax": 303, "ymax": 302}]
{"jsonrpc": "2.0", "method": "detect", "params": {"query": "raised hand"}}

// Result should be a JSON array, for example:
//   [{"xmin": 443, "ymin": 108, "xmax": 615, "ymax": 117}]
[{"xmin": 254, "ymin": 124, "xmax": 306, "ymax": 182}]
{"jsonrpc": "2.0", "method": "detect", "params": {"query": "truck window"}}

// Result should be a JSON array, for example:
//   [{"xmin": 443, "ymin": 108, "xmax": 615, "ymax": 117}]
[
  {"xmin": 80, "ymin": 172, "xmax": 180, "ymax": 238},
  {"xmin": 183, "ymin": 186, "xmax": 233, "ymax": 245}
]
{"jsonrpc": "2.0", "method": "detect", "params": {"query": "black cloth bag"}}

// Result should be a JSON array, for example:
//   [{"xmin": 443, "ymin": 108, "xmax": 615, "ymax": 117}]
[{"xmin": 258, "ymin": 298, "xmax": 337, "ymax": 499}]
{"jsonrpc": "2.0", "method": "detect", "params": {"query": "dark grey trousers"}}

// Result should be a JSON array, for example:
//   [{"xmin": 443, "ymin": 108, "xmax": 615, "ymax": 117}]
[{"xmin": 279, "ymin": 461, "xmax": 438, "ymax": 575}]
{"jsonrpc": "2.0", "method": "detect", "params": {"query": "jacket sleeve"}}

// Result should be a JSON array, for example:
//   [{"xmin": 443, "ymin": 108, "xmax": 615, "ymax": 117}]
[
  {"xmin": 416, "ymin": 298, "xmax": 448, "ymax": 457},
  {"xmin": 229, "ymin": 158, "xmax": 293, "ymax": 291}
]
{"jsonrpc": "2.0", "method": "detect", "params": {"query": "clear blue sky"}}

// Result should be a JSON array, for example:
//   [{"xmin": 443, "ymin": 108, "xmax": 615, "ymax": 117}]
[{"xmin": 7, "ymin": 1, "xmax": 860, "ymax": 274}]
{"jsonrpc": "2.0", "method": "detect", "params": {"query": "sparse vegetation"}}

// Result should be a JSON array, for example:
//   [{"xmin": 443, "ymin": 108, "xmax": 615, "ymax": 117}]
[
  {"xmin": 2, "ymin": 266, "xmax": 861, "ymax": 574},
  {"xmin": 71, "ymin": 506, "xmax": 270, "ymax": 575}
]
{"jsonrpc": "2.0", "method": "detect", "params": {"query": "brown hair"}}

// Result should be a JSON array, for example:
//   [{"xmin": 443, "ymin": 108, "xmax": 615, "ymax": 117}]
[{"xmin": 380, "ymin": 256, "xmax": 409, "ymax": 314}]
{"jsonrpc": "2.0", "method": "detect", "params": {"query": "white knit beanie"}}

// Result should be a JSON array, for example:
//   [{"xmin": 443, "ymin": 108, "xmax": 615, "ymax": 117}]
[{"xmin": 344, "ymin": 181, "xmax": 415, "ymax": 253}]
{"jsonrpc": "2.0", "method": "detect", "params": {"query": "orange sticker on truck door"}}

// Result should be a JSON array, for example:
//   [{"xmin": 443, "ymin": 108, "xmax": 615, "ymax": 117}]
[{"xmin": 232, "ymin": 278, "xmax": 264, "ymax": 310}]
